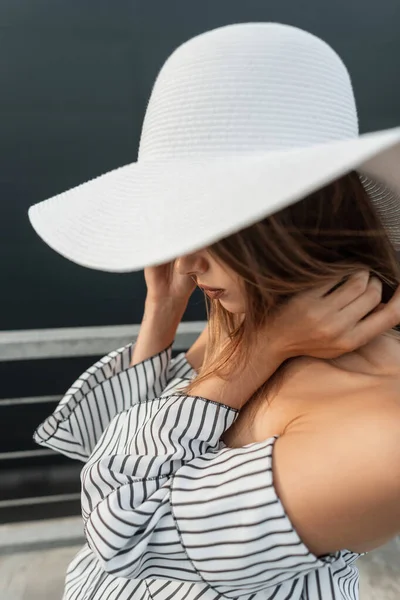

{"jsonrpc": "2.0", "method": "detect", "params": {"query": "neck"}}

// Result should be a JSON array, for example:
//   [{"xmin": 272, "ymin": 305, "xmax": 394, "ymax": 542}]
[{"xmin": 330, "ymin": 331, "xmax": 400, "ymax": 377}]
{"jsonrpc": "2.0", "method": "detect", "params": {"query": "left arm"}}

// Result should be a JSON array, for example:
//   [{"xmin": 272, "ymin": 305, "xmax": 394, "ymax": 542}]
[{"xmin": 272, "ymin": 404, "xmax": 400, "ymax": 556}]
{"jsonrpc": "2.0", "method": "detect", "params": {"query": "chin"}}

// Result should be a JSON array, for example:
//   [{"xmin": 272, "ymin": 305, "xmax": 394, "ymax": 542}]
[{"xmin": 219, "ymin": 298, "xmax": 245, "ymax": 314}]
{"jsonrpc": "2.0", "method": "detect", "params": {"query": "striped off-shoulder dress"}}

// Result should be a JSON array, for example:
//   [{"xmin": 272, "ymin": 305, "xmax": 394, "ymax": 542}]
[{"xmin": 34, "ymin": 343, "xmax": 362, "ymax": 600}]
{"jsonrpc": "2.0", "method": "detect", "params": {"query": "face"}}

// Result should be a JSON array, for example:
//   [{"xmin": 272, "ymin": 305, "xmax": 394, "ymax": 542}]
[{"xmin": 175, "ymin": 248, "xmax": 246, "ymax": 313}]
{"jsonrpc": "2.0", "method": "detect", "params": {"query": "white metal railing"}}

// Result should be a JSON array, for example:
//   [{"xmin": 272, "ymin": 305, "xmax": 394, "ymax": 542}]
[
  {"xmin": 0, "ymin": 321, "xmax": 206, "ymax": 361},
  {"xmin": 0, "ymin": 395, "xmax": 59, "ymax": 406},
  {"xmin": 0, "ymin": 322, "xmax": 205, "ymax": 514}
]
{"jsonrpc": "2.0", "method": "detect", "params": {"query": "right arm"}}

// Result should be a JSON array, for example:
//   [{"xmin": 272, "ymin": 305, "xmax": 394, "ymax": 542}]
[
  {"xmin": 129, "ymin": 297, "xmax": 208, "ymax": 373},
  {"xmin": 34, "ymin": 262, "xmax": 201, "ymax": 460},
  {"xmin": 184, "ymin": 322, "xmax": 209, "ymax": 372}
]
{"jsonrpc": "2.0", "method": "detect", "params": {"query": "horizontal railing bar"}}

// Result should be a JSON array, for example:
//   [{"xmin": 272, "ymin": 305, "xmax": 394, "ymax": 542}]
[
  {"xmin": 0, "ymin": 321, "xmax": 205, "ymax": 361},
  {"xmin": 0, "ymin": 449, "xmax": 55, "ymax": 460},
  {"xmin": 0, "ymin": 395, "xmax": 59, "ymax": 406},
  {"xmin": 0, "ymin": 516, "xmax": 84, "ymax": 555},
  {"xmin": 0, "ymin": 493, "xmax": 80, "ymax": 508}
]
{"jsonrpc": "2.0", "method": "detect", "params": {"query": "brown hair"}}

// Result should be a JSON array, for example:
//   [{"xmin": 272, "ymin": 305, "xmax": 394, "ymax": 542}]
[{"xmin": 184, "ymin": 171, "xmax": 400, "ymax": 398}]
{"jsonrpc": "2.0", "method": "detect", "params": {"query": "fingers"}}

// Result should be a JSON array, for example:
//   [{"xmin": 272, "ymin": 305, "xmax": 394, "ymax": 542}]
[
  {"xmin": 306, "ymin": 269, "xmax": 369, "ymax": 305},
  {"xmin": 323, "ymin": 270, "xmax": 372, "ymax": 310},
  {"xmin": 341, "ymin": 284, "xmax": 400, "ymax": 352},
  {"xmin": 339, "ymin": 276, "xmax": 382, "ymax": 325}
]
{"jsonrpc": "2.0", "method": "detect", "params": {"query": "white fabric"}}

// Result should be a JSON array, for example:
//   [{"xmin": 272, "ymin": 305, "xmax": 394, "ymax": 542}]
[
  {"xmin": 28, "ymin": 22, "xmax": 400, "ymax": 272},
  {"xmin": 34, "ymin": 345, "xmax": 362, "ymax": 600}
]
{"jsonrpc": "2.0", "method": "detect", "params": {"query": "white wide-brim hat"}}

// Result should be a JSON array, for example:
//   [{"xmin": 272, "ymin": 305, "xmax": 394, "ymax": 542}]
[{"xmin": 29, "ymin": 22, "xmax": 400, "ymax": 272}]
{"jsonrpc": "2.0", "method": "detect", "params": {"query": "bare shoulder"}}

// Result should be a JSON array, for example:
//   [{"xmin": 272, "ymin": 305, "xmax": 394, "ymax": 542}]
[
  {"xmin": 272, "ymin": 394, "xmax": 400, "ymax": 557},
  {"xmin": 260, "ymin": 336, "xmax": 400, "ymax": 555}
]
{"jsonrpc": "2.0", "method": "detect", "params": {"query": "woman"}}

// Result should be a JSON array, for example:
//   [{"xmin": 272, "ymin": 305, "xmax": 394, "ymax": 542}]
[{"xmin": 30, "ymin": 23, "xmax": 400, "ymax": 600}]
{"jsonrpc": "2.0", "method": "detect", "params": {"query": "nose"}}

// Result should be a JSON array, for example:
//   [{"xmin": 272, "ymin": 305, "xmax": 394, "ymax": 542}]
[{"xmin": 175, "ymin": 253, "xmax": 207, "ymax": 277}]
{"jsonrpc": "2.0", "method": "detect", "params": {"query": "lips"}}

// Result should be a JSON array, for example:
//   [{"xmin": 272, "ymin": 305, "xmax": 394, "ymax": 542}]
[{"xmin": 199, "ymin": 286, "xmax": 225, "ymax": 300}]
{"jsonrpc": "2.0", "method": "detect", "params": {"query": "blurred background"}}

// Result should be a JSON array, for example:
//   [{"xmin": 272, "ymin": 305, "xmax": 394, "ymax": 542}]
[{"xmin": 1, "ymin": 1, "xmax": 400, "ymax": 598}]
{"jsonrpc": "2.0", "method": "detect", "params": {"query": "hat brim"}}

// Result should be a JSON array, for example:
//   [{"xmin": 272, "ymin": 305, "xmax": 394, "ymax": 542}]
[{"xmin": 28, "ymin": 127, "xmax": 400, "ymax": 272}]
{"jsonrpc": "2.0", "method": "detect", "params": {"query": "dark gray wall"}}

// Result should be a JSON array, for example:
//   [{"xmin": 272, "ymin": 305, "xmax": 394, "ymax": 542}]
[{"xmin": 2, "ymin": 0, "xmax": 400, "ymax": 329}]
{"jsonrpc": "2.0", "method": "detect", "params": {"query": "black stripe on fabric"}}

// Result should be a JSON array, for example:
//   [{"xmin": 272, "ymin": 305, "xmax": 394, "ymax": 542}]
[
  {"xmin": 92, "ymin": 369, "xmax": 103, "ymax": 386},
  {"xmin": 85, "ymin": 519, "xmax": 120, "ymax": 559},
  {"xmin": 146, "ymin": 400, "xmax": 168, "ymax": 456},
  {"xmin": 315, "ymin": 570, "xmax": 322, "ymax": 600},
  {"xmin": 78, "ymin": 397, "xmax": 96, "ymax": 452},
  {"xmin": 268, "ymin": 584, "xmax": 282, "ymax": 600},
  {"xmin": 141, "ymin": 360, "xmax": 150, "ymax": 401},
  {"xmin": 98, "ymin": 381, "xmax": 112, "ymax": 425},
  {"xmin": 204, "ymin": 402, "xmax": 227, "ymax": 446},
  {"xmin": 103, "ymin": 490, "xmax": 160, "ymax": 533},
  {"xmin": 71, "ymin": 407, "xmax": 89, "ymax": 454},
  {"xmin": 163, "ymin": 582, "xmax": 185, "ymax": 600},
  {"xmin": 173, "ymin": 441, "xmax": 273, "ymax": 473},
  {"xmin": 264, "ymin": 584, "xmax": 283, "ymax": 600},
  {"xmin": 172, "ymin": 463, "xmax": 272, "ymax": 490},
  {"xmin": 179, "ymin": 583, "xmax": 198, "ymax": 600},
  {"xmin": 121, "ymin": 580, "xmax": 146, "ymax": 600},
  {"xmin": 345, "ymin": 567, "xmax": 359, "ymax": 600},
  {"xmin": 175, "ymin": 397, "xmax": 202, "ymax": 471},
  {"xmin": 175, "ymin": 545, "xmax": 315, "ymax": 577},
  {"xmin": 85, "ymin": 460, "xmax": 106, "ymax": 511},
  {"xmin": 98, "ymin": 579, "xmax": 119, "ymax": 600},
  {"xmin": 108, "ymin": 556, "xmax": 202, "ymax": 580},
  {"xmin": 109, "ymin": 376, "xmax": 123, "ymax": 418},
  {"xmin": 68, "ymin": 559, "xmax": 100, "ymax": 600},
  {"xmin": 164, "ymin": 397, "xmax": 188, "ymax": 465},
  {"xmin": 64, "ymin": 559, "xmax": 90, "ymax": 586},
  {"xmin": 85, "ymin": 569, "xmax": 108, "ymax": 599},
  {"xmin": 175, "ymin": 362, "xmax": 193, "ymax": 380},
  {"xmin": 187, "ymin": 397, "xmax": 209, "ymax": 460},
  {"xmin": 48, "ymin": 430, "xmax": 81, "ymax": 446},
  {"xmin": 166, "ymin": 498, "xmax": 278, "ymax": 520},
  {"xmin": 190, "ymin": 586, "xmax": 210, "ymax": 600},
  {"xmin": 178, "ymin": 553, "xmax": 318, "ymax": 582},
  {"xmin": 114, "ymin": 372, "xmax": 126, "ymax": 416},
  {"xmin": 86, "ymin": 413, "xmax": 121, "ymax": 466},
  {"xmin": 132, "ymin": 361, "xmax": 142, "ymax": 404},
  {"xmin": 94, "ymin": 456, "xmax": 116, "ymax": 497},
  {"xmin": 155, "ymin": 394, "xmax": 238, "ymax": 414},
  {"xmin": 283, "ymin": 579, "xmax": 301, "ymax": 600},
  {"xmin": 179, "ymin": 533, "xmax": 316, "ymax": 565},
  {"xmin": 141, "ymin": 398, "xmax": 151, "ymax": 475},
  {"xmin": 85, "ymin": 388, "xmax": 100, "ymax": 445},
  {"xmin": 172, "ymin": 481, "xmax": 275, "ymax": 506},
  {"xmin": 41, "ymin": 420, "xmax": 59, "ymax": 439},
  {"xmin": 124, "ymin": 368, "xmax": 134, "ymax": 411},
  {"xmin": 149, "ymin": 355, "xmax": 158, "ymax": 400},
  {"xmin": 149, "ymin": 402, "xmax": 162, "ymax": 458},
  {"xmin": 89, "ymin": 495, "xmax": 155, "ymax": 550},
  {"xmin": 147, "ymin": 539, "xmax": 186, "ymax": 548},
  {"xmin": 147, "ymin": 580, "xmax": 174, "ymax": 598},
  {"xmin": 177, "ymin": 513, "xmax": 288, "ymax": 535},
  {"xmin": 327, "ymin": 568, "xmax": 337, "ymax": 600},
  {"xmin": 351, "ymin": 570, "xmax": 359, "ymax": 600},
  {"xmin": 120, "ymin": 411, "xmax": 134, "ymax": 461}
]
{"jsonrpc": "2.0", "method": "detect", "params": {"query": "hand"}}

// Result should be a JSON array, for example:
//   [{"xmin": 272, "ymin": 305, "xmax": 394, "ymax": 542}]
[
  {"xmin": 264, "ymin": 269, "xmax": 400, "ymax": 360},
  {"xmin": 190, "ymin": 270, "xmax": 400, "ymax": 411},
  {"xmin": 131, "ymin": 261, "xmax": 197, "ymax": 367},
  {"xmin": 144, "ymin": 260, "xmax": 197, "ymax": 307}
]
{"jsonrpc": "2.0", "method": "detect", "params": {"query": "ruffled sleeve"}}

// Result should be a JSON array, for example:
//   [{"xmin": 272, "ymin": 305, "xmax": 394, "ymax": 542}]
[
  {"xmin": 33, "ymin": 343, "xmax": 196, "ymax": 461},
  {"xmin": 81, "ymin": 392, "xmax": 340, "ymax": 597}
]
